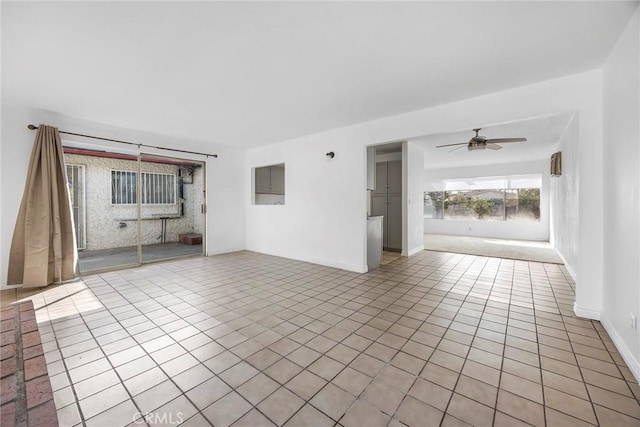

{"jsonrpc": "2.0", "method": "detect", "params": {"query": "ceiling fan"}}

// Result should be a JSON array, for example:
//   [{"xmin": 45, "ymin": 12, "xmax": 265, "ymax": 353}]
[{"xmin": 436, "ymin": 128, "xmax": 527, "ymax": 152}]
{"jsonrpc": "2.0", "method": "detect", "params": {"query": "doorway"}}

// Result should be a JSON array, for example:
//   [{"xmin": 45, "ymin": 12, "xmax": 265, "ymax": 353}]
[
  {"xmin": 369, "ymin": 143, "xmax": 403, "ymax": 252},
  {"xmin": 63, "ymin": 147, "xmax": 206, "ymax": 273}
]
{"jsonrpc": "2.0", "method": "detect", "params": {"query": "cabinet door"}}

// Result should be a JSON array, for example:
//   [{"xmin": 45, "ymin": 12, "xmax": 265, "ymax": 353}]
[
  {"xmin": 270, "ymin": 164, "xmax": 285, "ymax": 195},
  {"xmin": 255, "ymin": 166, "xmax": 271, "ymax": 194},
  {"xmin": 387, "ymin": 194, "xmax": 402, "ymax": 250},
  {"xmin": 387, "ymin": 160, "xmax": 402, "ymax": 194},
  {"xmin": 374, "ymin": 162, "xmax": 387, "ymax": 195},
  {"xmin": 371, "ymin": 195, "xmax": 388, "ymax": 248}
]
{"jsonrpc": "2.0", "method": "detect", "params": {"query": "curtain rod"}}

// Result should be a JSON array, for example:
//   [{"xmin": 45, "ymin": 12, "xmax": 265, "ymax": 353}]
[{"xmin": 27, "ymin": 124, "xmax": 218, "ymax": 158}]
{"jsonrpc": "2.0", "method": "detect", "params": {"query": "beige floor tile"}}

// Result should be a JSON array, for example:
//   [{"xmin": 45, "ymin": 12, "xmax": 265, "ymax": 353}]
[
  {"xmin": 586, "ymin": 384, "xmax": 640, "ymax": 419},
  {"xmin": 236, "ymin": 373, "xmax": 279, "ymax": 405},
  {"xmin": 420, "ymin": 362, "xmax": 460, "ymax": 390},
  {"xmin": 544, "ymin": 386, "xmax": 597, "ymax": 424},
  {"xmin": 496, "ymin": 389, "xmax": 545, "ymax": 426},
  {"xmin": 218, "ymin": 361, "xmax": 259, "ymax": 388},
  {"xmin": 233, "ymin": 409, "xmax": 277, "ymax": 427},
  {"xmin": 500, "ymin": 372, "xmax": 543, "ymax": 404},
  {"xmin": 502, "ymin": 358, "xmax": 541, "ymax": 383},
  {"xmin": 390, "ymin": 351, "xmax": 426, "ymax": 375},
  {"xmin": 454, "ymin": 375, "xmax": 498, "ymax": 407},
  {"xmin": 284, "ymin": 404, "xmax": 334, "ymax": 427},
  {"xmin": 593, "ymin": 404, "xmax": 640, "ymax": 427},
  {"xmin": 332, "ymin": 366, "xmax": 371, "ymax": 396},
  {"xmin": 462, "ymin": 359, "xmax": 500, "ymax": 387},
  {"xmin": 348, "ymin": 353, "xmax": 384, "ymax": 377},
  {"xmin": 258, "ymin": 387, "xmax": 305, "ymax": 425},
  {"xmin": 582, "ymin": 367, "xmax": 634, "ymax": 397},
  {"xmin": 545, "ymin": 408, "xmax": 595, "ymax": 427},
  {"xmin": 409, "ymin": 377, "xmax": 452, "ymax": 411},
  {"xmin": 341, "ymin": 399, "xmax": 390, "ymax": 427},
  {"xmin": 265, "ymin": 358, "xmax": 303, "ymax": 384},
  {"xmin": 246, "ymin": 347, "xmax": 282, "ymax": 370},
  {"xmin": 287, "ymin": 346, "xmax": 322, "ymax": 368},
  {"xmin": 185, "ymin": 377, "xmax": 231, "ymax": 410},
  {"xmin": 377, "ymin": 365, "xmax": 416, "ymax": 393},
  {"xmin": 308, "ymin": 355, "xmax": 344, "ymax": 380},
  {"xmin": 447, "ymin": 393, "xmax": 495, "ymax": 427},
  {"xmin": 202, "ymin": 391, "xmax": 251, "ymax": 426},
  {"xmin": 309, "ymin": 383, "xmax": 355, "ymax": 421},
  {"xmin": 395, "ymin": 395, "xmax": 444, "ymax": 427},
  {"xmin": 361, "ymin": 378, "xmax": 405, "ymax": 415},
  {"xmin": 285, "ymin": 370, "xmax": 327, "ymax": 401}
]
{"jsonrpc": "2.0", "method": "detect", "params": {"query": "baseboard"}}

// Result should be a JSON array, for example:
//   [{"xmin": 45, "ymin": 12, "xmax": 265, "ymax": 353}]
[
  {"xmin": 247, "ymin": 249, "xmax": 367, "ymax": 274},
  {"xmin": 206, "ymin": 246, "xmax": 246, "ymax": 256},
  {"xmin": 406, "ymin": 245, "xmax": 424, "ymax": 257},
  {"xmin": 555, "ymin": 249, "xmax": 577, "ymax": 281},
  {"xmin": 573, "ymin": 302, "xmax": 601, "ymax": 320},
  {"xmin": 601, "ymin": 316, "xmax": 640, "ymax": 383}
]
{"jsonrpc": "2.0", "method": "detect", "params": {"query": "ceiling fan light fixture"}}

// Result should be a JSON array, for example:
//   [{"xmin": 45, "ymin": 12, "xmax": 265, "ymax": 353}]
[
  {"xmin": 436, "ymin": 127, "xmax": 527, "ymax": 152},
  {"xmin": 468, "ymin": 141, "xmax": 486, "ymax": 151}
]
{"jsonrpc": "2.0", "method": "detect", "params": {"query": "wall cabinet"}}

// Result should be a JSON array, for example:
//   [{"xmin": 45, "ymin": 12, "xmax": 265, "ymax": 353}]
[
  {"xmin": 255, "ymin": 164, "xmax": 285, "ymax": 195},
  {"xmin": 373, "ymin": 160, "xmax": 402, "ymax": 195},
  {"xmin": 366, "ymin": 147, "xmax": 376, "ymax": 190},
  {"xmin": 371, "ymin": 160, "xmax": 402, "ymax": 251}
]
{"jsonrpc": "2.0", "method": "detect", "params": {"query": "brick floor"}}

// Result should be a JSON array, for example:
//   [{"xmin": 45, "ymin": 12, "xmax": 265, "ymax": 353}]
[{"xmin": 0, "ymin": 301, "xmax": 58, "ymax": 427}]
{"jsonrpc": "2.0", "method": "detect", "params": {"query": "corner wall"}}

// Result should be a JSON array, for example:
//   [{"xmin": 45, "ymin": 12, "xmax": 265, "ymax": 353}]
[
  {"xmin": 601, "ymin": 8, "xmax": 640, "ymax": 380},
  {"xmin": 0, "ymin": 106, "xmax": 246, "ymax": 288},
  {"xmin": 550, "ymin": 114, "xmax": 579, "ymax": 279}
]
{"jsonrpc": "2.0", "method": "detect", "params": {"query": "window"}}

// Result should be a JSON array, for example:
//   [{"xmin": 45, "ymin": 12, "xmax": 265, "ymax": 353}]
[
  {"xmin": 425, "ymin": 174, "xmax": 541, "ymax": 222},
  {"xmin": 253, "ymin": 163, "xmax": 285, "ymax": 205},
  {"xmin": 111, "ymin": 170, "xmax": 176, "ymax": 205}
]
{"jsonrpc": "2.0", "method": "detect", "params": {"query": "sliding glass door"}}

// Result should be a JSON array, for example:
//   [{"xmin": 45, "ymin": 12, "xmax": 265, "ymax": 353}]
[
  {"xmin": 63, "ymin": 148, "xmax": 205, "ymax": 274},
  {"xmin": 139, "ymin": 153, "xmax": 205, "ymax": 264}
]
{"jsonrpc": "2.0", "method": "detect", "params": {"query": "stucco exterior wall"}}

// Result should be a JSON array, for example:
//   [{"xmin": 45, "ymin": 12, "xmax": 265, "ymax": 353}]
[{"xmin": 64, "ymin": 153, "xmax": 204, "ymax": 250}]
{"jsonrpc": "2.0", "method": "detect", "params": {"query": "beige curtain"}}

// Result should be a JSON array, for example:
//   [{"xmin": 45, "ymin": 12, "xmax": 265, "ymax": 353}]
[{"xmin": 8, "ymin": 125, "xmax": 77, "ymax": 287}]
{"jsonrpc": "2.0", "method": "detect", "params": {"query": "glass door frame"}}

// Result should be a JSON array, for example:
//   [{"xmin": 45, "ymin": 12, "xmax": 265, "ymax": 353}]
[
  {"xmin": 62, "ymin": 139, "xmax": 207, "ymax": 275},
  {"xmin": 138, "ymin": 151, "xmax": 206, "ymax": 267}
]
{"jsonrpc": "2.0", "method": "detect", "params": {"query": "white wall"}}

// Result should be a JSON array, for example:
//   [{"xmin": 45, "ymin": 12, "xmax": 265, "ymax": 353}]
[
  {"xmin": 405, "ymin": 142, "xmax": 425, "ymax": 255},
  {"xmin": 424, "ymin": 160, "xmax": 550, "ymax": 241},
  {"xmin": 1, "ymin": 105, "xmax": 245, "ymax": 288},
  {"xmin": 550, "ymin": 114, "xmax": 579, "ymax": 278},
  {"xmin": 245, "ymin": 70, "xmax": 604, "ymax": 319},
  {"xmin": 602, "ymin": 8, "xmax": 640, "ymax": 379},
  {"xmin": 245, "ymin": 138, "xmax": 368, "ymax": 272}
]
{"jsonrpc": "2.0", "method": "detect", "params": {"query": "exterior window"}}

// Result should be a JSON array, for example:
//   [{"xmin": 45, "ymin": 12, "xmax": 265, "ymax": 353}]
[
  {"xmin": 425, "ymin": 174, "xmax": 541, "ymax": 222},
  {"xmin": 111, "ymin": 170, "xmax": 176, "ymax": 205}
]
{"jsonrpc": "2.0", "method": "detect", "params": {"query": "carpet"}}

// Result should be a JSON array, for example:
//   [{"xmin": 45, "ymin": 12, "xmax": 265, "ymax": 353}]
[{"xmin": 423, "ymin": 233, "xmax": 563, "ymax": 264}]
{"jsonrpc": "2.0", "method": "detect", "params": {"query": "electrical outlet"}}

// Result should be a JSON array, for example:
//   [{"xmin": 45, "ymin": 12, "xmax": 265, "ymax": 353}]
[{"xmin": 631, "ymin": 313, "xmax": 637, "ymax": 335}]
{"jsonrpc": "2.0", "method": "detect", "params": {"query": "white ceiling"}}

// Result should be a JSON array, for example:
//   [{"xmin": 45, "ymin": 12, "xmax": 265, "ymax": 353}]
[
  {"xmin": 2, "ymin": 2, "xmax": 637, "ymax": 148},
  {"xmin": 414, "ymin": 112, "xmax": 575, "ymax": 169}
]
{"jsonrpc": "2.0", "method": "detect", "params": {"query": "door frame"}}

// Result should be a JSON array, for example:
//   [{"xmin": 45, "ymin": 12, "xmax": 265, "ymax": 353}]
[
  {"xmin": 62, "ymin": 139, "xmax": 207, "ymax": 275},
  {"xmin": 66, "ymin": 163, "xmax": 87, "ymax": 250}
]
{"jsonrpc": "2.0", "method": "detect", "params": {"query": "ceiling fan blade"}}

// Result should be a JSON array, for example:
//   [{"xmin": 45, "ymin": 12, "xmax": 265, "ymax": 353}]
[
  {"xmin": 486, "ymin": 143, "xmax": 503, "ymax": 150},
  {"xmin": 485, "ymin": 137, "xmax": 527, "ymax": 143},
  {"xmin": 448, "ymin": 145, "xmax": 466, "ymax": 153},
  {"xmin": 436, "ymin": 142, "xmax": 468, "ymax": 148}
]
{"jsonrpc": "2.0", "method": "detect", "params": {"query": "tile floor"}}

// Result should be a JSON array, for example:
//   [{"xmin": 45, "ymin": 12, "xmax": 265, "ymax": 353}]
[{"xmin": 3, "ymin": 250, "xmax": 640, "ymax": 426}]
